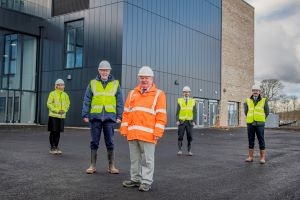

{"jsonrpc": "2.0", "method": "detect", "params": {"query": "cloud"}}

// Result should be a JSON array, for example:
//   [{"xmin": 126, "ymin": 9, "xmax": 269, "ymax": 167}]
[
  {"xmin": 244, "ymin": 0, "xmax": 300, "ymax": 96},
  {"xmin": 246, "ymin": 0, "xmax": 300, "ymax": 18},
  {"xmin": 281, "ymin": 81, "xmax": 300, "ymax": 97},
  {"xmin": 255, "ymin": 20, "xmax": 300, "ymax": 82}
]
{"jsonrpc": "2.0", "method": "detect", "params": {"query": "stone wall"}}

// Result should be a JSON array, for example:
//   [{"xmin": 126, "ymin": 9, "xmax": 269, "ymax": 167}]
[{"xmin": 219, "ymin": 0, "xmax": 254, "ymax": 127}]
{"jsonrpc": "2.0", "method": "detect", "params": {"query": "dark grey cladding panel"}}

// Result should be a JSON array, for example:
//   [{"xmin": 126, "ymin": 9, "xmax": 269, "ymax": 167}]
[
  {"xmin": 52, "ymin": 0, "xmax": 89, "ymax": 17},
  {"xmin": 0, "ymin": 8, "xmax": 45, "ymax": 36}
]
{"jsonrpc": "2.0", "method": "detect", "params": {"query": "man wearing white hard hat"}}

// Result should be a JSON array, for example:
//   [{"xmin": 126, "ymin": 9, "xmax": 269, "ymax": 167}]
[
  {"xmin": 82, "ymin": 60, "xmax": 124, "ymax": 174},
  {"xmin": 176, "ymin": 86, "xmax": 196, "ymax": 156},
  {"xmin": 244, "ymin": 84, "xmax": 269, "ymax": 164},
  {"xmin": 47, "ymin": 79, "xmax": 70, "ymax": 155},
  {"xmin": 120, "ymin": 66, "xmax": 167, "ymax": 192}
]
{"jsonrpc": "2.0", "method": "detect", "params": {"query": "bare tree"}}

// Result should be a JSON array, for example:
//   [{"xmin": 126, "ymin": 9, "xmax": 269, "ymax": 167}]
[
  {"xmin": 289, "ymin": 95, "xmax": 298, "ymax": 111},
  {"xmin": 269, "ymin": 97, "xmax": 280, "ymax": 113},
  {"xmin": 279, "ymin": 94, "xmax": 289, "ymax": 112},
  {"xmin": 260, "ymin": 79, "xmax": 284, "ymax": 100}
]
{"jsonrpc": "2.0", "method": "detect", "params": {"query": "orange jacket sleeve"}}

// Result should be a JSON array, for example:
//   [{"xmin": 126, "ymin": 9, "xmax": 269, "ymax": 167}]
[{"xmin": 153, "ymin": 91, "xmax": 167, "ymax": 138}]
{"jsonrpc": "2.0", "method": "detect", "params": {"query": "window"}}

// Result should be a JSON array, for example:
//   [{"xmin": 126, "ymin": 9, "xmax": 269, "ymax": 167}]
[
  {"xmin": 1, "ymin": 0, "xmax": 6, "ymax": 7},
  {"xmin": 3, "ymin": 34, "xmax": 18, "ymax": 75},
  {"xmin": 65, "ymin": 20, "xmax": 84, "ymax": 69},
  {"xmin": 0, "ymin": 0, "xmax": 24, "ymax": 11}
]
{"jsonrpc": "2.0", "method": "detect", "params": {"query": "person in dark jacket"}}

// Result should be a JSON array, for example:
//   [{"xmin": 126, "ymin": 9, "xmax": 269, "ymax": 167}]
[
  {"xmin": 244, "ymin": 84, "xmax": 269, "ymax": 164},
  {"xmin": 82, "ymin": 60, "xmax": 124, "ymax": 174}
]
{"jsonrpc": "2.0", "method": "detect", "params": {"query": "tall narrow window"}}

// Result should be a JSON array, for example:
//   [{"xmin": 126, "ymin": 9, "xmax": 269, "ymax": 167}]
[
  {"xmin": 65, "ymin": 20, "xmax": 84, "ymax": 69},
  {"xmin": 3, "ymin": 34, "xmax": 18, "ymax": 75}
]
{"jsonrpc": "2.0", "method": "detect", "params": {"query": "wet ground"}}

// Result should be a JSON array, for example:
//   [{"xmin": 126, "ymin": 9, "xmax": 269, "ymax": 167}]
[{"xmin": 0, "ymin": 126, "xmax": 300, "ymax": 200}]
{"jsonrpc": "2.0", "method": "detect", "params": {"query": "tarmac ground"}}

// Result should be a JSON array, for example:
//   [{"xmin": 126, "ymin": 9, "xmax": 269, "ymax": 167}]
[{"xmin": 0, "ymin": 126, "xmax": 300, "ymax": 200}]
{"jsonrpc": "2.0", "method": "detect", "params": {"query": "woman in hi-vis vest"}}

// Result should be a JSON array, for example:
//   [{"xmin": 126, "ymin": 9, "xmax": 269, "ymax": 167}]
[{"xmin": 47, "ymin": 79, "xmax": 70, "ymax": 155}]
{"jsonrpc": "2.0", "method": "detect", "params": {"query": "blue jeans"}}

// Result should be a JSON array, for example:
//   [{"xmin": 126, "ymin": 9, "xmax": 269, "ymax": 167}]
[
  {"xmin": 90, "ymin": 119, "xmax": 115, "ymax": 150},
  {"xmin": 247, "ymin": 124, "xmax": 265, "ymax": 150}
]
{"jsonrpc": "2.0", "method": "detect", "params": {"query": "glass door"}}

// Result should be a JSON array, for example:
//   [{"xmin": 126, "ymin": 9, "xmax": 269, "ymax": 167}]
[
  {"xmin": 208, "ymin": 100, "xmax": 218, "ymax": 126},
  {"xmin": 0, "ymin": 31, "xmax": 37, "ymax": 123},
  {"xmin": 228, "ymin": 102, "xmax": 239, "ymax": 126},
  {"xmin": 195, "ymin": 98, "xmax": 204, "ymax": 127}
]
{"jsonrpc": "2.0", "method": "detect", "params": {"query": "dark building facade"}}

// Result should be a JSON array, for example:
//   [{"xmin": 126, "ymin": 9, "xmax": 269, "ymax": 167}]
[{"xmin": 0, "ymin": 0, "xmax": 224, "ymax": 127}]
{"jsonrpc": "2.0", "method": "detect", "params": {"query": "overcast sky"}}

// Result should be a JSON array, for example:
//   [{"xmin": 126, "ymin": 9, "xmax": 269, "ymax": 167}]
[{"xmin": 243, "ymin": 0, "xmax": 300, "ymax": 97}]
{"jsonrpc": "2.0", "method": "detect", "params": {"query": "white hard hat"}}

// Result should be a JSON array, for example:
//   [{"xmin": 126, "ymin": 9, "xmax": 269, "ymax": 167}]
[
  {"xmin": 98, "ymin": 60, "xmax": 112, "ymax": 70},
  {"xmin": 251, "ymin": 85, "xmax": 261, "ymax": 90},
  {"xmin": 138, "ymin": 66, "xmax": 154, "ymax": 77},
  {"xmin": 182, "ymin": 86, "xmax": 191, "ymax": 92},
  {"xmin": 55, "ymin": 79, "xmax": 64, "ymax": 85}
]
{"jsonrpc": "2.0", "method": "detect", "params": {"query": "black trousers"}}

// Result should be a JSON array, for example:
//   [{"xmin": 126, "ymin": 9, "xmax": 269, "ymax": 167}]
[
  {"xmin": 49, "ymin": 131, "xmax": 60, "ymax": 148},
  {"xmin": 48, "ymin": 116, "xmax": 64, "ymax": 148},
  {"xmin": 178, "ymin": 121, "xmax": 193, "ymax": 149}
]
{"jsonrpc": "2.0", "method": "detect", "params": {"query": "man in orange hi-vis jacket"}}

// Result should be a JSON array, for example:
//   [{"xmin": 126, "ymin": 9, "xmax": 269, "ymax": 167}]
[{"xmin": 120, "ymin": 66, "xmax": 167, "ymax": 192}]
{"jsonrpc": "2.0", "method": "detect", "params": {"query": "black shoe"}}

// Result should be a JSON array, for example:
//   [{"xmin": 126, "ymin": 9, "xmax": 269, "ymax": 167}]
[{"xmin": 122, "ymin": 180, "xmax": 141, "ymax": 188}]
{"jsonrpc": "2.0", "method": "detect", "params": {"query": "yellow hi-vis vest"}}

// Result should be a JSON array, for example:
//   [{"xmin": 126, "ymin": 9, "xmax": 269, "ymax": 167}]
[
  {"xmin": 246, "ymin": 97, "xmax": 266, "ymax": 123},
  {"xmin": 47, "ymin": 90, "xmax": 70, "ymax": 119},
  {"xmin": 90, "ymin": 80, "xmax": 119, "ymax": 114},
  {"xmin": 178, "ymin": 98, "xmax": 195, "ymax": 121}
]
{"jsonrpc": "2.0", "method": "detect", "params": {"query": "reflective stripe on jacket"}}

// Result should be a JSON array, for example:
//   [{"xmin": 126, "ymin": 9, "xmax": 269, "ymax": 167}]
[
  {"xmin": 178, "ymin": 98, "xmax": 195, "ymax": 121},
  {"xmin": 90, "ymin": 79, "xmax": 119, "ymax": 114},
  {"xmin": 47, "ymin": 90, "xmax": 70, "ymax": 119},
  {"xmin": 246, "ymin": 97, "xmax": 266, "ymax": 123},
  {"xmin": 120, "ymin": 84, "xmax": 167, "ymax": 144}
]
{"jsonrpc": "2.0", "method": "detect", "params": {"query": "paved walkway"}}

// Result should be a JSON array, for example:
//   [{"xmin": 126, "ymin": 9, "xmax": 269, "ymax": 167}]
[{"xmin": 0, "ymin": 126, "xmax": 300, "ymax": 200}]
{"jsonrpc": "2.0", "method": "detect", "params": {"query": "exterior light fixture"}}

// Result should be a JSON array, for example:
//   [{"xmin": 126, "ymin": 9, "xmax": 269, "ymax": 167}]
[{"xmin": 67, "ymin": 74, "xmax": 72, "ymax": 80}]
